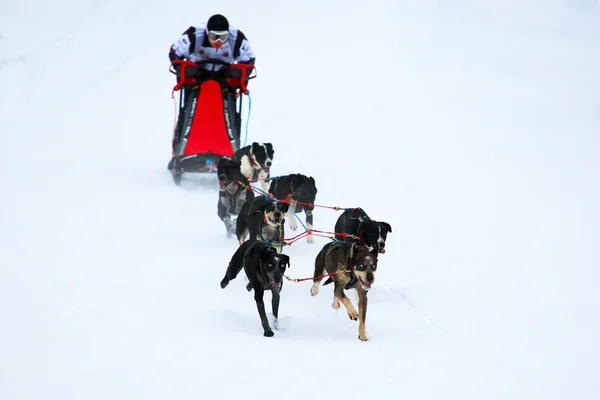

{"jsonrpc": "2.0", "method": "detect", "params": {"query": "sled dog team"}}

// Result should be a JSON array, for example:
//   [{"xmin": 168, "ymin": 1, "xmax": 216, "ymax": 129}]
[{"xmin": 216, "ymin": 142, "xmax": 392, "ymax": 341}]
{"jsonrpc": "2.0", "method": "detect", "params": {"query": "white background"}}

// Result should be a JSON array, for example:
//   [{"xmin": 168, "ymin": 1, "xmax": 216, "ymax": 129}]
[{"xmin": 1, "ymin": 1, "xmax": 599, "ymax": 399}]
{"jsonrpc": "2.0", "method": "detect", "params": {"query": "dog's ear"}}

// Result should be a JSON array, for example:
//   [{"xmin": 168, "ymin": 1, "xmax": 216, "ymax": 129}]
[
  {"xmin": 265, "ymin": 143, "xmax": 274, "ymax": 158},
  {"xmin": 279, "ymin": 254, "xmax": 290, "ymax": 269},
  {"xmin": 262, "ymin": 201, "xmax": 275, "ymax": 213},
  {"xmin": 251, "ymin": 142, "xmax": 260, "ymax": 153},
  {"xmin": 217, "ymin": 157, "xmax": 229, "ymax": 170},
  {"xmin": 278, "ymin": 202, "xmax": 289, "ymax": 213},
  {"xmin": 352, "ymin": 242, "xmax": 370, "ymax": 254},
  {"xmin": 379, "ymin": 222, "xmax": 392, "ymax": 233}
]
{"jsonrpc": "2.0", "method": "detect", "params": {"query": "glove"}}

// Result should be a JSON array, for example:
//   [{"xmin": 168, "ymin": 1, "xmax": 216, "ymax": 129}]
[
  {"xmin": 224, "ymin": 66, "xmax": 242, "ymax": 79},
  {"xmin": 173, "ymin": 64, "xmax": 182, "ymax": 79}
]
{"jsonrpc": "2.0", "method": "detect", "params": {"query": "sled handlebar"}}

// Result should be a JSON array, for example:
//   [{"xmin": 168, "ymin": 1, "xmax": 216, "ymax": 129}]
[{"xmin": 170, "ymin": 59, "xmax": 256, "ymax": 94}]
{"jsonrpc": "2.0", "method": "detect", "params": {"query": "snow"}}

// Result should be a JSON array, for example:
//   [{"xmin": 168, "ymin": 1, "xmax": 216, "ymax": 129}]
[{"xmin": 1, "ymin": 1, "xmax": 599, "ymax": 399}]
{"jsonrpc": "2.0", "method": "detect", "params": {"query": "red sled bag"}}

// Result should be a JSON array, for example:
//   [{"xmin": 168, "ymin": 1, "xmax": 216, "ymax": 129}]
[{"xmin": 167, "ymin": 60, "xmax": 255, "ymax": 183}]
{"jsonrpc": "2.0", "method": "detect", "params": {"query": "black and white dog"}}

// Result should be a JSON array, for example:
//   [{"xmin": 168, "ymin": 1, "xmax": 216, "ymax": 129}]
[
  {"xmin": 232, "ymin": 142, "xmax": 274, "ymax": 192},
  {"xmin": 334, "ymin": 207, "xmax": 392, "ymax": 254},
  {"xmin": 216, "ymin": 157, "xmax": 255, "ymax": 237},
  {"xmin": 268, "ymin": 174, "xmax": 318, "ymax": 243},
  {"xmin": 236, "ymin": 196, "xmax": 289, "ymax": 252},
  {"xmin": 220, "ymin": 240, "xmax": 291, "ymax": 337}
]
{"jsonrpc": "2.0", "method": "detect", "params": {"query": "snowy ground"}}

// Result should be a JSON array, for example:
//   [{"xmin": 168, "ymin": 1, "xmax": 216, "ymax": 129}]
[{"xmin": 1, "ymin": 1, "xmax": 599, "ymax": 399}]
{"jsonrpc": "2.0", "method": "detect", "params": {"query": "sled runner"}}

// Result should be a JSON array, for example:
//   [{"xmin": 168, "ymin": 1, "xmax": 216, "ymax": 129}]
[{"xmin": 167, "ymin": 59, "xmax": 255, "ymax": 185}]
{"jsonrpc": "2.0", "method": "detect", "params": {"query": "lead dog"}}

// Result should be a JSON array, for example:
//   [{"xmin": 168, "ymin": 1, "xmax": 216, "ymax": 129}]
[
  {"xmin": 334, "ymin": 207, "xmax": 392, "ymax": 254},
  {"xmin": 268, "ymin": 174, "xmax": 318, "ymax": 243},
  {"xmin": 220, "ymin": 240, "xmax": 291, "ymax": 337},
  {"xmin": 216, "ymin": 157, "xmax": 255, "ymax": 237},
  {"xmin": 310, "ymin": 241, "xmax": 378, "ymax": 341},
  {"xmin": 232, "ymin": 142, "xmax": 274, "ymax": 192}
]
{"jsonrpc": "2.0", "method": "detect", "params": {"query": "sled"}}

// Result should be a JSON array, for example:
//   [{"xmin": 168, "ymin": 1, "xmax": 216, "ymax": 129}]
[{"xmin": 167, "ymin": 59, "xmax": 255, "ymax": 185}]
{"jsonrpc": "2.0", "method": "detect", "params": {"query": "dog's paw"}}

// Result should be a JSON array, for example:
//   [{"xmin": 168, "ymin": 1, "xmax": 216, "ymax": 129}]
[
  {"xmin": 220, "ymin": 278, "xmax": 230, "ymax": 289},
  {"xmin": 264, "ymin": 329, "xmax": 274, "ymax": 337},
  {"xmin": 358, "ymin": 334, "xmax": 369, "ymax": 342},
  {"xmin": 306, "ymin": 234, "xmax": 314, "ymax": 244},
  {"xmin": 310, "ymin": 283, "xmax": 320, "ymax": 297},
  {"xmin": 246, "ymin": 282, "xmax": 254, "ymax": 292},
  {"xmin": 273, "ymin": 318, "xmax": 279, "ymax": 329},
  {"xmin": 289, "ymin": 219, "xmax": 298, "ymax": 231},
  {"xmin": 347, "ymin": 309, "xmax": 359, "ymax": 320},
  {"xmin": 332, "ymin": 297, "xmax": 341, "ymax": 310}
]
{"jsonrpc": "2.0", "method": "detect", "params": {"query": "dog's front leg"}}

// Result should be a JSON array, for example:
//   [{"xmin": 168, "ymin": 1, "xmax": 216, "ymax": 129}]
[
  {"xmin": 271, "ymin": 288, "xmax": 281, "ymax": 329},
  {"xmin": 305, "ymin": 209, "xmax": 314, "ymax": 243},
  {"xmin": 287, "ymin": 200, "xmax": 298, "ymax": 231},
  {"xmin": 334, "ymin": 284, "xmax": 359, "ymax": 321},
  {"xmin": 254, "ymin": 287, "xmax": 274, "ymax": 337},
  {"xmin": 240, "ymin": 157, "xmax": 254, "ymax": 183},
  {"xmin": 357, "ymin": 290, "xmax": 369, "ymax": 341},
  {"xmin": 260, "ymin": 171, "xmax": 270, "ymax": 193}
]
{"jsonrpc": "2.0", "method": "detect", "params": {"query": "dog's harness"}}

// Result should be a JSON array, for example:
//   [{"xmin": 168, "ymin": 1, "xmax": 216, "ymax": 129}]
[
  {"xmin": 324, "ymin": 242, "xmax": 360, "ymax": 287},
  {"xmin": 248, "ymin": 151, "xmax": 258, "ymax": 168},
  {"xmin": 259, "ymin": 214, "xmax": 283, "ymax": 244},
  {"xmin": 345, "ymin": 217, "xmax": 366, "ymax": 247}
]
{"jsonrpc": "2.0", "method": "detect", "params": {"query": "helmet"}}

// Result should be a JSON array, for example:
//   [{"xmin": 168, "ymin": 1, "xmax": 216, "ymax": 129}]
[{"xmin": 207, "ymin": 14, "xmax": 229, "ymax": 31}]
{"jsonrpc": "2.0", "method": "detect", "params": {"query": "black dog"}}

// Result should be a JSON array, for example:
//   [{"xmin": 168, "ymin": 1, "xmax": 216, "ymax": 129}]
[
  {"xmin": 220, "ymin": 240, "xmax": 291, "ymax": 337},
  {"xmin": 232, "ymin": 142, "xmax": 274, "ymax": 192},
  {"xmin": 216, "ymin": 157, "xmax": 255, "ymax": 237},
  {"xmin": 268, "ymin": 174, "xmax": 318, "ymax": 243},
  {"xmin": 236, "ymin": 196, "xmax": 289, "ymax": 252},
  {"xmin": 334, "ymin": 207, "xmax": 392, "ymax": 254}
]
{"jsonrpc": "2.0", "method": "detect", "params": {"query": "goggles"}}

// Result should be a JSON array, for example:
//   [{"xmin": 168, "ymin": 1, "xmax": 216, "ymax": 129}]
[{"xmin": 207, "ymin": 30, "xmax": 229, "ymax": 43}]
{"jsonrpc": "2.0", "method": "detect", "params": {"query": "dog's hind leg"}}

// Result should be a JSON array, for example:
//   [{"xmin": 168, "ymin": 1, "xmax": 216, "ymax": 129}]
[
  {"xmin": 253, "ymin": 287, "xmax": 274, "ymax": 337},
  {"xmin": 238, "ymin": 231, "xmax": 248, "ymax": 246},
  {"xmin": 310, "ymin": 249, "xmax": 327, "ymax": 297},
  {"xmin": 236, "ymin": 211, "xmax": 249, "ymax": 245},
  {"xmin": 220, "ymin": 248, "xmax": 246, "ymax": 288}
]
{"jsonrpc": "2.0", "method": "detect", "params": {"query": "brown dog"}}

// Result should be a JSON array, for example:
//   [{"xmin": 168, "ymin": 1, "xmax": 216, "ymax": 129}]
[{"xmin": 310, "ymin": 241, "xmax": 378, "ymax": 341}]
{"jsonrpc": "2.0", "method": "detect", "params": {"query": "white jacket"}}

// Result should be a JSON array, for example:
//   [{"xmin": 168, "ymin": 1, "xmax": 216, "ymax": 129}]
[{"xmin": 169, "ymin": 24, "xmax": 255, "ymax": 71}]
